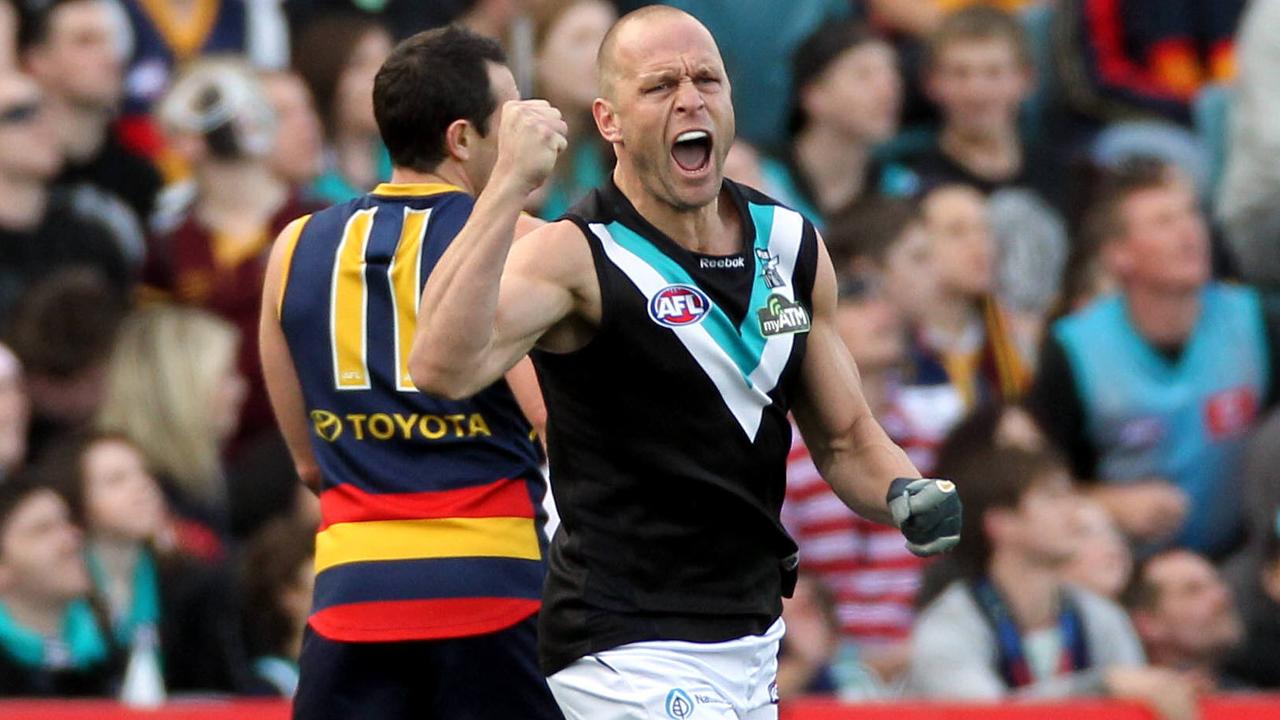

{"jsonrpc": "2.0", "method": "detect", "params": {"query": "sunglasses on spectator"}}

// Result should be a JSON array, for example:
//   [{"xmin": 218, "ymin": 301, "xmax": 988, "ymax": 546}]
[
  {"xmin": 0, "ymin": 101, "xmax": 42, "ymax": 126},
  {"xmin": 837, "ymin": 273, "xmax": 883, "ymax": 302}
]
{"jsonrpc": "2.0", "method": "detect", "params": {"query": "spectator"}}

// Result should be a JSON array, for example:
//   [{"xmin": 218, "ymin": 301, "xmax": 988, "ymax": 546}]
[
  {"xmin": 768, "ymin": 19, "xmax": 911, "ymax": 226},
  {"xmin": 0, "ymin": 71, "xmax": 128, "ymax": 325},
  {"xmin": 260, "ymin": 69, "xmax": 324, "ymax": 191},
  {"xmin": 0, "ymin": 343, "xmax": 28, "ymax": 482},
  {"xmin": 145, "ymin": 58, "xmax": 317, "ymax": 448},
  {"xmin": 20, "ymin": 0, "xmax": 162, "ymax": 273},
  {"xmin": 1062, "ymin": 500, "xmax": 1134, "ymax": 601},
  {"xmin": 97, "ymin": 306, "xmax": 247, "ymax": 563},
  {"xmin": 1216, "ymin": 0, "xmax": 1280, "ymax": 289},
  {"xmin": 113, "ymin": 0, "xmax": 288, "ymax": 158},
  {"xmin": 908, "ymin": 443, "xmax": 1199, "ymax": 720},
  {"xmin": 1125, "ymin": 549, "xmax": 1247, "ymax": 690},
  {"xmin": 0, "ymin": 473, "xmax": 121, "ymax": 697},
  {"xmin": 528, "ymin": 0, "xmax": 615, "ymax": 219},
  {"xmin": 776, "ymin": 573, "xmax": 884, "ymax": 700},
  {"xmin": 1054, "ymin": 0, "xmax": 1245, "ymax": 127},
  {"xmin": 38, "ymin": 430, "xmax": 253, "ymax": 695},
  {"xmin": 285, "ymin": 0, "xmax": 466, "ymax": 41},
  {"xmin": 240, "ymin": 516, "xmax": 314, "ymax": 697},
  {"xmin": 0, "ymin": 0, "xmax": 15, "ymax": 67},
  {"xmin": 291, "ymin": 14, "xmax": 392, "ymax": 203},
  {"xmin": 5, "ymin": 269, "xmax": 126, "ymax": 463},
  {"xmin": 905, "ymin": 184, "xmax": 1030, "ymax": 415},
  {"xmin": 1224, "ymin": 520, "xmax": 1280, "ymax": 688},
  {"xmin": 1026, "ymin": 157, "xmax": 1275, "ymax": 559}
]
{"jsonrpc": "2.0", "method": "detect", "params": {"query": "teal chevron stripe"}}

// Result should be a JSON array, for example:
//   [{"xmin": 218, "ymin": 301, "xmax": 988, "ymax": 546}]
[{"xmin": 605, "ymin": 221, "xmax": 762, "ymax": 383}]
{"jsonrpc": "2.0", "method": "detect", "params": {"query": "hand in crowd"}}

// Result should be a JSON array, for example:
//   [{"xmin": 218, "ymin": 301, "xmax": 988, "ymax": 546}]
[
  {"xmin": 1104, "ymin": 666, "xmax": 1203, "ymax": 720},
  {"xmin": 1090, "ymin": 479, "xmax": 1189, "ymax": 542}
]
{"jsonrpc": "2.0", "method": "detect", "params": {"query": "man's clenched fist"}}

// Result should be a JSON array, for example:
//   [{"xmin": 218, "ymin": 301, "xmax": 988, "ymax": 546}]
[
  {"xmin": 887, "ymin": 477, "xmax": 962, "ymax": 557},
  {"xmin": 495, "ymin": 99, "xmax": 569, "ymax": 193}
]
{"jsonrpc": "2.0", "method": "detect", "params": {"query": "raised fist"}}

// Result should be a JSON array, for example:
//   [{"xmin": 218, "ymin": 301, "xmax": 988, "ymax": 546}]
[{"xmin": 495, "ymin": 99, "xmax": 569, "ymax": 193}]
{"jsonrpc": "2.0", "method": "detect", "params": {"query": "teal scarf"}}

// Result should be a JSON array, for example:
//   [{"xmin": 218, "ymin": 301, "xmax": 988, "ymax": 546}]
[
  {"xmin": 0, "ymin": 599, "xmax": 110, "ymax": 669},
  {"xmin": 88, "ymin": 548, "xmax": 161, "ymax": 647}
]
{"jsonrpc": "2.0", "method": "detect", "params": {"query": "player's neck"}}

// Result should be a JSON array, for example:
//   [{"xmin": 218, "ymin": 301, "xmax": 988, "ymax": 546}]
[
  {"xmin": 794, "ymin": 124, "xmax": 869, "ymax": 213},
  {"xmin": 613, "ymin": 165, "xmax": 737, "ymax": 254},
  {"xmin": 1123, "ymin": 283, "xmax": 1202, "ymax": 348},
  {"xmin": 388, "ymin": 164, "xmax": 476, "ymax": 195},
  {"xmin": 0, "ymin": 176, "xmax": 48, "ymax": 232},
  {"xmin": 989, "ymin": 549, "xmax": 1062, "ymax": 631},
  {"xmin": 45, "ymin": 93, "xmax": 109, "ymax": 164}
]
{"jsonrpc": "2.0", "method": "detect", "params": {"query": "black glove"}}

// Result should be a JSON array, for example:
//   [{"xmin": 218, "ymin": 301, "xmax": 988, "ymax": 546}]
[{"xmin": 887, "ymin": 477, "xmax": 962, "ymax": 557}]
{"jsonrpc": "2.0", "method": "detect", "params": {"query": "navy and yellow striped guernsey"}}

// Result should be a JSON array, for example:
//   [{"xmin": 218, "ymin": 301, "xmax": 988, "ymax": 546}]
[{"xmin": 277, "ymin": 183, "xmax": 546, "ymax": 643}]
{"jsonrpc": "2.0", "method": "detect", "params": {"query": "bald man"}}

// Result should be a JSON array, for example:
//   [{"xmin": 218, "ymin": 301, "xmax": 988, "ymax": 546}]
[{"xmin": 409, "ymin": 7, "xmax": 961, "ymax": 718}]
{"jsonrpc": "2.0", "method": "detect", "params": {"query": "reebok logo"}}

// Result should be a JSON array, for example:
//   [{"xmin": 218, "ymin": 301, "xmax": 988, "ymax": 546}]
[{"xmin": 699, "ymin": 256, "xmax": 745, "ymax": 269}]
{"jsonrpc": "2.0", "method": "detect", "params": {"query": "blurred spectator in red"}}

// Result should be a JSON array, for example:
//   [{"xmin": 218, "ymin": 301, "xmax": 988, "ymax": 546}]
[
  {"xmin": 21, "ymin": 0, "xmax": 162, "ymax": 272},
  {"xmin": 528, "ymin": 0, "xmax": 614, "ymax": 219},
  {"xmin": 240, "ymin": 515, "xmax": 314, "ymax": 697},
  {"xmin": 1062, "ymin": 499, "xmax": 1134, "ymax": 601},
  {"xmin": 144, "ymin": 58, "xmax": 317, "ymax": 448},
  {"xmin": 39, "ymin": 429, "xmax": 254, "ymax": 696},
  {"xmin": 1216, "ymin": 0, "xmax": 1280, "ymax": 289},
  {"xmin": 113, "ymin": 0, "xmax": 288, "ymax": 160},
  {"xmin": 0, "ymin": 71, "xmax": 129, "ymax": 325},
  {"xmin": 783, "ymin": 200, "xmax": 937, "ymax": 686},
  {"xmin": 5, "ymin": 269, "xmax": 126, "ymax": 463},
  {"xmin": 1054, "ymin": 0, "xmax": 1246, "ymax": 127},
  {"xmin": 291, "ymin": 14, "xmax": 392, "ymax": 203},
  {"xmin": 97, "ymin": 306, "xmax": 247, "ymax": 563},
  {"xmin": 1126, "ymin": 549, "xmax": 1248, "ymax": 690},
  {"xmin": 1026, "ymin": 157, "xmax": 1276, "ymax": 559},
  {"xmin": 768, "ymin": 20, "xmax": 910, "ymax": 227},
  {"xmin": 904, "ymin": 184, "xmax": 1030, "ymax": 417},
  {"xmin": 0, "ymin": 343, "xmax": 28, "ymax": 483},
  {"xmin": 260, "ymin": 69, "xmax": 323, "ymax": 192},
  {"xmin": 908, "ymin": 443, "xmax": 1201, "ymax": 720},
  {"xmin": 0, "ymin": 473, "xmax": 121, "ymax": 697}
]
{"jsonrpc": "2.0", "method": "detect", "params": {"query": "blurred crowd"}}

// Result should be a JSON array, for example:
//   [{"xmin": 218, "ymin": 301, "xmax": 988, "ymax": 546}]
[{"xmin": 0, "ymin": 0, "xmax": 1277, "ymax": 716}]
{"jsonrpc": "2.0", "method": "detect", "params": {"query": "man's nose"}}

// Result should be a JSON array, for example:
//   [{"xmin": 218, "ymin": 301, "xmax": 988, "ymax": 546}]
[{"xmin": 673, "ymin": 80, "xmax": 705, "ymax": 114}]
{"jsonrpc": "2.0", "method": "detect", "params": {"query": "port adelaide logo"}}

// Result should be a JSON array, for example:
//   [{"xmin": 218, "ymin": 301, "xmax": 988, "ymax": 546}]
[
  {"xmin": 649, "ymin": 284, "xmax": 711, "ymax": 327},
  {"xmin": 757, "ymin": 293, "xmax": 811, "ymax": 336}
]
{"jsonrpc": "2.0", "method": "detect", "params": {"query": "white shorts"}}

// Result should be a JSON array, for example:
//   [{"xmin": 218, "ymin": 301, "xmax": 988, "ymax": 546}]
[{"xmin": 547, "ymin": 619, "xmax": 785, "ymax": 720}]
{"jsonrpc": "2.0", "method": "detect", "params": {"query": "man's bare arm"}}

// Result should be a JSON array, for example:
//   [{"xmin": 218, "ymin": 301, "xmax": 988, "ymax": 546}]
[
  {"xmin": 409, "ymin": 100, "xmax": 581, "ymax": 399},
  {"xmin": 793, "ymin": 239, "xmax": 960, "ymax": 556},
  {"xmin": 259, "ymin": 217, "xmax": 322, "ymax": 492},
  {"xmin": 791, "ymin": 240, "xmax": 917, "ymax": 526}
]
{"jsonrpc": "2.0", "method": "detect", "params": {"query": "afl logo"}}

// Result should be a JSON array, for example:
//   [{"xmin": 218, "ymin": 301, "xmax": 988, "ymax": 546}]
[
  {"xmin": 311, "ymin": 410, "xmax": 343, "ymax": 442},
  {"xmin": 649, "ymin": 284, "xmax": 710, "ymax": 327}
]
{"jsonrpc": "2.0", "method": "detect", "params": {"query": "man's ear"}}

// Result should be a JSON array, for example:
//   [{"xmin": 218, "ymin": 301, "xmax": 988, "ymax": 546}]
[
  {"xmin": 444, "ymin": 118, "xmax": 473, "ymax": 163},
  {"xmin": 593, "ymin": 98, "xmax": 622, "ymax": 144}
]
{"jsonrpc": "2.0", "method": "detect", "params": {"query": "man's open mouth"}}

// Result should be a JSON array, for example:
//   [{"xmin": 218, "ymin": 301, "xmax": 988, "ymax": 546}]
[{"xmin": 671, "ymin": 130, "xmax": 712, "ymax": 173}]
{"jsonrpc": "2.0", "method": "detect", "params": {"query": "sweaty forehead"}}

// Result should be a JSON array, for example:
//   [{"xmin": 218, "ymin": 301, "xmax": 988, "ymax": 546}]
[{"xmin": 607, "ymin": 13, "xmax": 724, "ymax": 82}]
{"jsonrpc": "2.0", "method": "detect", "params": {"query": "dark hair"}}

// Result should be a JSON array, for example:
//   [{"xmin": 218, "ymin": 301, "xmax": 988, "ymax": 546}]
[
  {"xmin": 291, "ymin": 12, "xmax": 388, "ymax": 138},
  {"xmin": 16, "ymin": 0, "xmax": 84, "ymax": 52},
  {"xmin": 788, "ymin": 19, "xmax": 881, "ymax": 135},
  {"xmin": 240, "ymin": 516, "xmax": 315, "ymax": 658},
  {"xmin": 924, "ymin": 5, "xmax": 1033, "ymax": 73},
  {"xmin": 373, "ymin": 25, "xmax": 507, "ymax": 173},
  {"xmin": 1122, "ymin": 548, "xmax": 1197, "ymax": 612},
  {"xmin": 934, "ymin": 407, "xmax": 1070, "ymax": 577},
  {"xmin": 30, "ymin": 428, "xmax": 140, "ymax": 528},
  {"xmin": 0, "ymin": 471, "xmax": 51, "ymax": 556},
  {"xmin": 1081, "ymin": 155, "xmax": 1175, "ymax": 245},
  {"xmin": 5, "ymin": 268, "xmax": 126, "ymax": 379},
  {"xmin": 825, "ymin": 197, "xmax": 920, "ymax": 271}
]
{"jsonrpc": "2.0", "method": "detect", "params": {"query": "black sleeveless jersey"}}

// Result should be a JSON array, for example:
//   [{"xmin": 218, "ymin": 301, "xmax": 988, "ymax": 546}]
[{"xmin": 533, "ymin": 179, "xmax": 819, "ymax": 673}]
